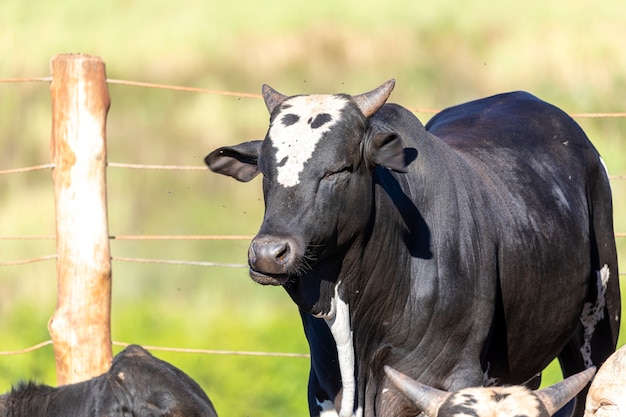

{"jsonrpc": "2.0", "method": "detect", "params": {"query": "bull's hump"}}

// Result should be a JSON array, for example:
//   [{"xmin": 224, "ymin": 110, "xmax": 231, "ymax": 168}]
[{"xmin": 268, "ymin": 94, "xmax": 349, "ymax": 187}]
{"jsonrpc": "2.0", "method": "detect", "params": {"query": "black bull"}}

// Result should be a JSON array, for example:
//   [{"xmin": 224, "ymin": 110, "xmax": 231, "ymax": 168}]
[
  {"xmin": 206, "ymin": 80, "xmax": 620, "ymax": 417},
  {"xmin": 0, "ymin": 345, "xmax": 218, "ymax": 417}
]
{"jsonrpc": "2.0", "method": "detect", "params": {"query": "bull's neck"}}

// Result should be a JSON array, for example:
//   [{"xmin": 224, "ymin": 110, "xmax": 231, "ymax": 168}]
[
  {"xmin": 338, "ymin": 147, "xmax": 447, "ymax": 417},
  {"xmin": 340, "ymin": 167, "xmax": 419, "ymax": 310}
]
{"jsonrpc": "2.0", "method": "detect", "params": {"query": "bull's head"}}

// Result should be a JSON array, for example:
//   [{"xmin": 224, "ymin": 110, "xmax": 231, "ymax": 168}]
[
  {"xmin": 206, "ymin": 80, "xmax": 406, "ymax": 315},
  {"xmin": 584, "ymin": 345, "xmax": 626, "ymax": 416},
  {"xmin": 384, "ymin": 366, "xmax": 596, "ymax": 417}
]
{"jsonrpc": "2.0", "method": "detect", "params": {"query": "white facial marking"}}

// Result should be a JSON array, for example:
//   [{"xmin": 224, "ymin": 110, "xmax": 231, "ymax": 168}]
[
  {"xmin": 325, "ymin": 283, "xmax": 356, "ymax": 417},
  {"xmin": 448, "ymin": 386, "xmax": 542, "ymax": 417},
  {"xmin": 269, "ymin": 94, "xmax": 349, "ymax": 187},
  {"xmin": 579, "ymin": 265, "xmax": 610, "ymax": 368}
]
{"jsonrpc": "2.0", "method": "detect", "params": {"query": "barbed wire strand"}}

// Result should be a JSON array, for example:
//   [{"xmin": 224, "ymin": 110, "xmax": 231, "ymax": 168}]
[
  {"xmin": 570, "ymin": 113, "xmax": 626, "ymax": 118},
  {"xmin": 0, "ymin": 254, "xmax": 57, "ymax": 266},
  {"xmin": 106, "ymin": 79, "xmax": 262, "ymax": 100},
  {"xmin": 110, "ymin": 235, "xmax": 254, "ymax": 240},
  {"xmin": 0, "ymin": 164, "xmax": 54, "ymax": 175},
  {"xmin": 111, "ymin": 256, "xmax": 246, "ymax": 268},
  {"xmin": 0, "ymin": 235, "xmax": 255, "ymax": 241},
  {"xmin": 0, "ymin": 77, "xmax": 51, "ymax": 84},
  {"xmin": 0, "ymin": 340, "xmax": 308, "ymax": 358},
  {"xmin": 0, "ymin": 236, "xmax": 54, "ymax": 240},
  {"xmin": 0, "ymin": 340, "xmax": 53, "ymax": 356},
  {"xmin": 107, "ymin": 162, "xmax": 206, "ymax": 171},
  {"xmin": 112, "ymin": 341, "xmax": 309, "ymax": 358}
]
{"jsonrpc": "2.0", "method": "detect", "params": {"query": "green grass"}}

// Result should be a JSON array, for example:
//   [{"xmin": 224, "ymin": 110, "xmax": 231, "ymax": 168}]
[{"xmin": 1, "ymin": 0, "xmax": 625, "ymax": 415}]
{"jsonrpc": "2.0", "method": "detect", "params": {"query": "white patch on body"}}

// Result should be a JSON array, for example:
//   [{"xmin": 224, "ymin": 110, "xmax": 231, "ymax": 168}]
[
  {"xmin": 482, "ymin": 362, "xmax": 500, "ymax": 387},
  {"xmin": 317, "ymin": 399, "xmax": 339, "ymax": 417},
  {"xmin": 579, "ymin": 265, "xmax": 610, "ymax": 368},
  {"xmin": 269, "ymin": 94, "xmax": 349, "ymax": 187},
  {"xmin": 599, "ymin": 156, "xmax": 610, "ymax": 179},
  {"xmin": 325, "ymin": 282, "xmax": 357, "ymax": 417},
  {"xmin": 448, "ymin": 386, "xmax": 542, "ymax": 417}
]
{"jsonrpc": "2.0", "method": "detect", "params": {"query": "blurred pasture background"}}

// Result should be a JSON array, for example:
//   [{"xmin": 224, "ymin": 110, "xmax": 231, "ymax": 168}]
[{"xmin": 0, "ymin": 0, "xmax": 624, "ymax": 416}]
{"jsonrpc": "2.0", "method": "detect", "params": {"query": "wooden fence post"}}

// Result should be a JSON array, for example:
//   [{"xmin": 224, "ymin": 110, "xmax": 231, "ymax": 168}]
[{"xmin": 48, "ymin": 53, "xmax": 112, "ymax": 385}]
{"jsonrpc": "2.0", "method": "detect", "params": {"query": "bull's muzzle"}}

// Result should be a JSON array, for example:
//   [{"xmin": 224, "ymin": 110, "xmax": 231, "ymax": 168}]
[{"xmin": 248, "ymin": 235, "xmax": 300, "ymax": 285}]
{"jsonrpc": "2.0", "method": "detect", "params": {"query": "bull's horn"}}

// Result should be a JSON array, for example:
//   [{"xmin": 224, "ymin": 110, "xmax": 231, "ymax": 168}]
[
  {"xmin": 384, "ymin": 365, "xmax": 449, "ymax": 417},
  {"xmin": 535, "ymin": 367, "xmax": 596, "ymax": 416},
  {"xmin": 352, "ymin": 79, "xmax": 395, "ymax": 118},
  {"xmin": 261, "ymin": 84, "xmax": 288, "ymax": 114}
]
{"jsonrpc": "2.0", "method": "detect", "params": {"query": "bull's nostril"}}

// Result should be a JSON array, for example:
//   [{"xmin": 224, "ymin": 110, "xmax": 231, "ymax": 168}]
[{"xmin": 275, "ymin": 244, "xmax": 289, "ymax": 264}]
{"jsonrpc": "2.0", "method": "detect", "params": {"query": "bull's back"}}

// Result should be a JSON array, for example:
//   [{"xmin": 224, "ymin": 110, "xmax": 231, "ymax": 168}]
[
  {"xmin": 426, "ymin": 91, "xmax": 592, "ymax": 155},
  {"xmin": 425, "ymin": 91, "xmax": 597, "ymax": 227}
]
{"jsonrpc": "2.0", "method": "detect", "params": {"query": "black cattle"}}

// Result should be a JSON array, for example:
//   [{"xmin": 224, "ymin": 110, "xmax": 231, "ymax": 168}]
[
  {"xmin": 0, "ymin": 345, "xmax": 218, "ymax": 417},
  {"xmin": 205, "ymin": 80, "xmax": 620, "ymax": 417}
]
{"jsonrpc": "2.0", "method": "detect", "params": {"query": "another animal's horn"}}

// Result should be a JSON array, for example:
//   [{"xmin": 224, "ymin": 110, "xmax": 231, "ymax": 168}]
[
  {"xmin": 262, "ymin": 84, "xmax": 288, "ymax": 114},
  {"xmin": 352, "ymin": 79, "xmax": 395, "ymax": 117},
  {"xmin": 384, "ymin": 365, "xmax": 449, "ymax": 417},
  {"xmin": 535, "ymin": 367, "xmax": 596, "ymax": 416}
]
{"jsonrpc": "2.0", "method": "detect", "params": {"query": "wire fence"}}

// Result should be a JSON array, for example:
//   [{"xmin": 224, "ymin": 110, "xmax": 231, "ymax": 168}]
[{"xmin": 1, "ymin": 73, "xmax": 624, "ymax": 360}]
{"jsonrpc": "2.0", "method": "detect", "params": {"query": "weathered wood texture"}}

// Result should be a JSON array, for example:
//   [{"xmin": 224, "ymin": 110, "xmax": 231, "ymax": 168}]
[{"xmin": 48, "ymin": 53, "xmax": 112, "ymax": 385}]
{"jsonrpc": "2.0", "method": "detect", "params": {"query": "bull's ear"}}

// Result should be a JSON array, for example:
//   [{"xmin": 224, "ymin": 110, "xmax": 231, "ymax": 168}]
[
  {"xmin": 205, "ymin": 140, "xmax": 262, "ymax": 182},
  {"xmin": 367, "ymin": 133, "xmax": 408, "ymax": 173}
]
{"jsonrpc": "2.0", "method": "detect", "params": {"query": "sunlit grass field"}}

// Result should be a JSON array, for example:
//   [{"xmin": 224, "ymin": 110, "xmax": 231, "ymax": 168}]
[{"xmin": 1, "ymin": 0, "xmax": 625, "ymax": 415}]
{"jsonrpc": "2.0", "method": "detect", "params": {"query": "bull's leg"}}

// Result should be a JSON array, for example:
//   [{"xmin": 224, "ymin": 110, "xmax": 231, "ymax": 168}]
[{"xmin": 300, "ymin": 311, "xmax": 343, "ymax": 417}]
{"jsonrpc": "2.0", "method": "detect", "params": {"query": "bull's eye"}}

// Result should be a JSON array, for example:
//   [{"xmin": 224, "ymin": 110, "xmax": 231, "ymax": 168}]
[
  {"xmin": 322, "ymin": 166, "xmax": 352, "ymax": 181},
  {"xmin": 599, "ymin": 399, "xmax": 616, "ymax": 407}
]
